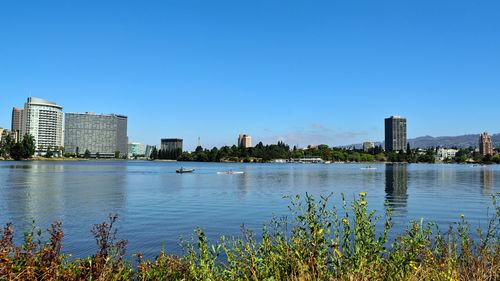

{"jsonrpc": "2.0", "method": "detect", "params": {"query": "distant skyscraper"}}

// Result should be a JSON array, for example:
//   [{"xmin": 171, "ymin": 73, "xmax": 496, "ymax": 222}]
[
  {"xmin": 384, "ymin": 116, "xmax": 407, "ymax": 152},
  {"xmin": 64, "ymin": 112, "xmax": 128, "ymax": 157},
  {"xmin": 238, "ymin": 134, "xmax": 252, "ymax": 148},
  {"xmin": 479, "ymin": 131, "xmax": 493, "ymax": 155},
  {"xmin": 21, "ymin": 97, "xmax": 63, "ymax": 150},
  {"xmin": 161, "ymin": 138, "xmax": 183, "ymax": 151},
  {"xmin": 11, "ymin": 107, "xmax": 23, "ymax": 142}
]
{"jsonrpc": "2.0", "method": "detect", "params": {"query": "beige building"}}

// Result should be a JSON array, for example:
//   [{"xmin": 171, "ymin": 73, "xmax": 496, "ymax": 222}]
[
  {"xmin": 436, "ymin": 148, "xmax": 458, "ymax": 161},
  {"xmin": 11, "ymin": 107, "xmax": 23, "ymax": 142},
  {"xmin": 238, "ymin": 134, "xmax": 252, "ymax": 148},
  {"xmin": 0, "ymin": 127, "xmax": 17, "ymax": 144}
]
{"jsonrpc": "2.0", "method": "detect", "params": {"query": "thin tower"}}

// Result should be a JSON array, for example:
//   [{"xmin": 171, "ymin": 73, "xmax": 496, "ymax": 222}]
[{"xmin": 198, "ymin": 136, "xmax": 200, "ymax": 147}]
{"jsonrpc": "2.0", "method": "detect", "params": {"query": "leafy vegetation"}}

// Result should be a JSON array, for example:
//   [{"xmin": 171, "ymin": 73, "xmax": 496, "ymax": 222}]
[
  {"xmin": 1, "ymin": 193, "xmax": 499, "ymax": 280},
  {"xmin": 0, "ymin": 134, "xmax": 36, "ymax": 160}
]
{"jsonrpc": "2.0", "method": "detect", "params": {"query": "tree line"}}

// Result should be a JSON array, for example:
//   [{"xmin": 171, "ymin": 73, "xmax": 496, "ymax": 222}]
[
  {"xmin": 147, "ymin": 141, "xmax": 500, "ymax": 164},
  {"xmin": 0, "ymin": 134, "xmax": 36, "ymax": 160}
]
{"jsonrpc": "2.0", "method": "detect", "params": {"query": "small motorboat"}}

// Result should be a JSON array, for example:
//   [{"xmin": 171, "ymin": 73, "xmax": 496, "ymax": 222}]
[
  {"xmin": 176, "ymin": 168, "xmax": 195, "ymax": 173},
  {"xmin": 361, "ymin": 166, "xmax": 377, "ymax": 170}
]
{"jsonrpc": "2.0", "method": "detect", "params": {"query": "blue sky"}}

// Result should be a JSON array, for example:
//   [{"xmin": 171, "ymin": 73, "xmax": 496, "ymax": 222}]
[{"xmin": 1, "ymin": 0, "xmax": 499, "ymax": 150}]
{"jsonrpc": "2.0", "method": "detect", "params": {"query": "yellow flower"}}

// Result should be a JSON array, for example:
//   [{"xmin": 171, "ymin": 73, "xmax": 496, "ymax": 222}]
[
  {"xmin": 341, "ymin": 218, "xmax": 349, "ymax": 225},
  {"xmin": 334, "ymin": 248, "xmax": 342, "ymax": 258},
  {"xmin": 461, "ymin": 214, "xmax": 464, "ymax": 219},
  {"xmin": 359, "ymin": 192, "xmax": 366, "ymax": 196},
  {"xmin": 361, "ymin": 201, "xmax": 367, "ymax": 205}
]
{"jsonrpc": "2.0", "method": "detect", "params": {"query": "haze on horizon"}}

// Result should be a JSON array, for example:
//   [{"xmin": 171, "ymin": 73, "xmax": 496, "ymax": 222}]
[{"xmin": 1, "ymin": 0, "xmax": 499, "ymax": 151}]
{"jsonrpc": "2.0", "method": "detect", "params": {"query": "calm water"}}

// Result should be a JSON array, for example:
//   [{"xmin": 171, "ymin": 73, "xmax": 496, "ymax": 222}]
[{"xmin": 0, "ymin": 161, "xmax": 498, "ymax": 259}]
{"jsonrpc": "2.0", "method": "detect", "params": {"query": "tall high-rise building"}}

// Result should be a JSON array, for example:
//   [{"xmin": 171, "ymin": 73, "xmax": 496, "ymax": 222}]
[
  {"xmin": 11, "ymin": 107, "xmax": 23, "ymax": 142},
  {"xmin": 479, "ymin": 131, "xmax": 493, "ymax": 155},
  {"xmin": 21, "ymin": 97, "xmax": 63, "ymax": 150},
  {"xmin": 238, "ymin": 134, "xmax": 252, "ymax": 148},
  {"xmin": 64, "ymin": 112, "xmax": 128, "ymax": 157},
  {"xmin": 384, "ymin": 116, "xmax": 407, "ymax": 152}
]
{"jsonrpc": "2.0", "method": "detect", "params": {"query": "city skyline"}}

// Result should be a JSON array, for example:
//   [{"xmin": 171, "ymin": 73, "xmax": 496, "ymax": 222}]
[{"xmin": 1, "ymin": 1, "xmax": 500, "ymax": 150}]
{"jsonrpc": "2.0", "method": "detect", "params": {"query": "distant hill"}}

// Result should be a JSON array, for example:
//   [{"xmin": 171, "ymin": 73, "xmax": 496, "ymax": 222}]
[
  {"xmin": 349, "ymin": 133, "xmax": 499, "ymax": 149},
  {"xmin": 408, "ymin": 133, "xmax": 500, "ymax": 149}
]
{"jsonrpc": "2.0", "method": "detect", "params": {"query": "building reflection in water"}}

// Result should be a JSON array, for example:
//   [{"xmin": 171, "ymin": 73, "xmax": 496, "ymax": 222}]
[
  {"xmin": 1, "ymin": 162, "xmax": 127, "ymax": 229},
  {"xmin": 480, "ymin": 168, "xmax": 493, "ymax": 191},
  {"xmin": 385, "ymin": 163, "xmax": 408, "ymax": 216}
]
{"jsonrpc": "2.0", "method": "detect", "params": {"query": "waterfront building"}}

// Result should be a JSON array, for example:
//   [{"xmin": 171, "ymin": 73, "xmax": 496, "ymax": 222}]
[
  {"xmin": 479, "ymin": 131, "xmax": 493, "ymax": 155},
  {"xmin": 21, "ymin": 97, "xmax": 63, "ymax": 150},
  {"xmin": 238, "ymin": 134, "xmax": 252, "ymax": 148},
  {"xmin": 436, "ymin": 148, "xmax": 458, "ymax": 162},
  {"xmin": 287, "ymin": 156, "xmax": 324, "ymax": 164},
  {"xmin": 0, "ymin": 127, "xmax": 17, "ymax": 144},
  {"xmin": 64, "ymin": 112, "xmax": 128, "ymax": 158},
  {"xmin": 145, "ymin": 145, "xmax": 156, "ymax": 158},
  {"xmin": 363, "ymin": 141, "xmax": 374, "ymax": 152},
  {"xmin": 161, "ymin": 138, "xmax": 183, "ymax": 151},
  {"xmin": 11, "ymin": 107, "xmax": 23, "ymax": 142},
  {"xmin": 384, "ymin": 116, "xmax": 407, "ymax": 152},
  {"xmin": 128, "ymin": 142, "xmax": 145, "ymax": 156}
]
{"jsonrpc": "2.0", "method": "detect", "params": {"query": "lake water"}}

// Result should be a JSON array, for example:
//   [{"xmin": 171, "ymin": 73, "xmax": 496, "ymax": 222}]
[{"xmin": 0, "ymin": 161, "xmax": 498, "ymax": 259}]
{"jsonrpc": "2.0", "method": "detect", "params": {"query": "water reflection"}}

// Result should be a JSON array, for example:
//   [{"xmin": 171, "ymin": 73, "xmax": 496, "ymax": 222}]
[
  {"xmin": 1, "ymin": 162, "xmax": 128, "ymax": 227},
  {"xmin": 481, "ymin": 168, "xmax": 493, "ymax": 191},
  {"xmin": 385, "ymin": 164, "xmax": 408, "ymax": 216}
]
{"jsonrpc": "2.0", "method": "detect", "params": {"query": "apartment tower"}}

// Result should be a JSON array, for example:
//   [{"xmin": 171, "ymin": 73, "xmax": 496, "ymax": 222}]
[
  {"xmin": 11, "ymin": 107, "xmax": 23, "ymax": 142},
  {"xmin": 384, "ymin": 116, "xmax": 407, "ymax": 152},
  {"xmin": 238, "ymin": 134, "xmax": 252, "ymax": 148},
  {"xmin": 21, "ymin": 97, "xmax": 63, "ymax": 150},
  {"xmin": 479, "ymin": 131, "xmax": 493, "ymax": 155},
  {"xmin": 64, "ymin": 112, "xmax": 128, "ymax": 157}
]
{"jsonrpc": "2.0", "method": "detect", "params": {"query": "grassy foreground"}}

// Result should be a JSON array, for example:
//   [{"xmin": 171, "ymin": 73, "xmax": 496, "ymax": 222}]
[{"xmin": 1, "ymin": 194, "xmax": 499, "ymax": 281}]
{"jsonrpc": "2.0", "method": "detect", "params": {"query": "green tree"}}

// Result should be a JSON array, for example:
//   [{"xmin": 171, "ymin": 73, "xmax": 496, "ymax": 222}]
[
  {"xmin": 21, "ymin": 134, "xmax": 35, "ymax": 159},
  {"xmin": 114, "ymin": 150, "xmax": 120, "ymax": 158},
  {"xmin": 0, "ymin": 134, "xmax": 14, "ymax": 158},
  {"xmin": 96, "ymin": 152, "xmax": 100, "ymax": 159},
  {"xmin": 10, "ymin": 142, "xmax": 23, "ymax": 160},
  {"xmin": 84, "ymin": 149, "xmax": 91, "ymax": 158}
]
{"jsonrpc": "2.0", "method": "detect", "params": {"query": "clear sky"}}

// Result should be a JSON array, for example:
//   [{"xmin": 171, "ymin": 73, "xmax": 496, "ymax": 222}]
[{"xmin": 1, "ymin": 0, "xmax": 499, "ymax": 150}]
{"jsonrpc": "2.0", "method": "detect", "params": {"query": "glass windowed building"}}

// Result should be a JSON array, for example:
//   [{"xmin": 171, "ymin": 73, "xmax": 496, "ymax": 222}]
[
  {"xmin": 64, "ymin": 112, "xmax": 128, "ymax": 157},
  {"xmin": 21, "ymin": 97, "xmax": 63, "ymax": 150},
  {"xmin": 384, "ymin": 116, "xmax": 407, "ymax": 153}
]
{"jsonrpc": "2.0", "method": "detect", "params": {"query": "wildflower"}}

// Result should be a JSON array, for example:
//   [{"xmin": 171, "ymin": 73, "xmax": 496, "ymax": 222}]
[
  {"xmin": 359, "ymin": 192, "xmax": 366, "ymax": 196},
  {"xmin": 334, "ymin": 248, "xmax": 342, "ymax": 258},
  {"xmin": 461, "ymin": 214, "xmax": 464, "ymax": 219},
  {"xmin": 361, "ymin": 201, "xmax": 366, "ymax": 205},
  {"xmin": 318, "ymin": 228, "xmax": 324, "ymax": 234},
  {"xmin": 341, "ymin": 218, "xmax": 349, "ymax": 225}
]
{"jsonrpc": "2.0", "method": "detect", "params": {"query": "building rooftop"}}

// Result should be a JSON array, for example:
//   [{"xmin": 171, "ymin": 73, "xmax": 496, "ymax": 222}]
[{"xmin": 27, "ymin": 97, "xmax": 61, "ymax": 108}]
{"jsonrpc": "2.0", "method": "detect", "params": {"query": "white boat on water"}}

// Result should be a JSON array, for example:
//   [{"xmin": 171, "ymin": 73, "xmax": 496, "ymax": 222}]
[
  {"xmin": 217, "ymin": 169, "xmax": 244, "ymax": 174},
  {"xmin": 361, "ymin": 166, "xmax": 377, "ymax": 170}
]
